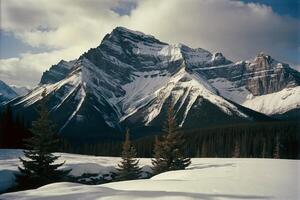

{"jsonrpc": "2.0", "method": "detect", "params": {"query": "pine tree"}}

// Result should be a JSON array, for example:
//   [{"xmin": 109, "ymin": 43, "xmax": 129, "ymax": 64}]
[
  {"xmin": 116, "ymin": 129, "xmax": 142, "ymax": 181},
  {"xmin": 201, "ymin": 141, "xmax": 208, "ymax": 157},
  {"xmin": 152, "ymin": 105, "xmax": 191, "ymax": 175},
  {"xmin": 261, "ymin": 138, "xmax": 267, "ymax": 158},
  {"xmin": 273, "ymin": 135, "xmax": 280, "ymax": 159},
  {"xmin": 152, "ymin": 135, "xmax": 169, "ymax": 174},
  {"xmin": 233, "ymin": 140, "xmax": 240, "ymax": 158},
  {"xmin": 16, "ymin": 89, "xmax": 70, "ymax": 190}
]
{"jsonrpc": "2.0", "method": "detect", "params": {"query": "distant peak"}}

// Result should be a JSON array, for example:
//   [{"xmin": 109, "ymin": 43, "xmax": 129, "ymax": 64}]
[
  {"xmin": 255, "ymin": 52, "xmax": 271, "ymax": 59},
  {"xmin": 58, "ymin": 59, "xmax": 67, "ymax": 64},
  {"xmin": 213, "ymin": 52, "xmax": 224, "ymax": 58}
]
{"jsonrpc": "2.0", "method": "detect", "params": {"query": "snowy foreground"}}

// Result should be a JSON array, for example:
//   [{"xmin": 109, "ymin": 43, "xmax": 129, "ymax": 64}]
[{"xmin": 0, "ymin": 149, "xmax": 299, "ymax": 200}]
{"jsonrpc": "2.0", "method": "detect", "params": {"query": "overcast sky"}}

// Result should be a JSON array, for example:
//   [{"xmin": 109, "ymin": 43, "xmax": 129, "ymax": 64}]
[{"xmin": 0, "ymin": 0, "xmax": 299, "ymax": 87}]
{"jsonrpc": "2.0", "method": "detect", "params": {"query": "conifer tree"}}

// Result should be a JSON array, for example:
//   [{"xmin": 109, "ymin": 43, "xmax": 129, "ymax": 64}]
[
  {"xmin": 233, "ymin": 140, "xmax": 240, "ymax": 158},
  {"xmin": 261, "ymin": 138, "xmax": 267, "ymax": 158},
  {"xmin": 152, "ymin": 105, "xmax": 191, "ymax": 175},
  {"xmin": 116, "ymin": 129, "xmax": 142, "ymax": 181},
  {"xmin": 273, "ymin": 135, "xmax": 280, "ymax": 159},
  {"xmin": 152, "ymin": 135, "xmax": 169, "ymax": 174},
  {"xmin": 201, "ymin": 141, "xmax": 208, "ymax": 157},
  {"xmin": 16, "ymin": 89, "xmax": 70, "ymax": 190}
]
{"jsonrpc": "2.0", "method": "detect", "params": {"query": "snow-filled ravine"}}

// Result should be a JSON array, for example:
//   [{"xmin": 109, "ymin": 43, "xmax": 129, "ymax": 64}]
[{"xmin": 0, "ymin": 149, "xmax": 299, "ymax": 200}]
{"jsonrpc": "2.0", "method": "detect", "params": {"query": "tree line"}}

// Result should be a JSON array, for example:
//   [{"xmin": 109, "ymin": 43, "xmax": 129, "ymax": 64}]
[
  {"xmin": 0, "ymin": 105, "xmax": 31, "ymax": 148},
  {"xmin": 60, "ymin": 121, "xmax": 299, "ymax": 159},
  {"xmin": 1, "ymin": 103, "xmax": 299, "ymax": 160}
]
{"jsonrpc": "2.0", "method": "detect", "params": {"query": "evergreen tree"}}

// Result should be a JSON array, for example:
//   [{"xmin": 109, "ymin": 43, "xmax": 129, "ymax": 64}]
[
  {"xmin": 0, "ymin": 104, "xmax": 31, "ymax": 148},
  {"xmin": 152, "ymin": 135, "xmax": 168, "ymax": 174},
  {"xmin": 16, "ymin": 89, "xmax": 70, "ymax": 190},
  {"xmin": 152, "ymin": 105, "xmax": 191, "ymax": 175},
  {"xmin": 201, "ymin": 141, "xmax": 208, "ymax": 157},
  {"xmin": 261, "ymin": 138, "xmax": 267, "ymax": 158},
  {"xmin": 233, "ymin": 140, "xmax": 240, "ymax": 158},
  {"xmin": 116, "ymin": 129, "xmax": 142, "ymax": 181},
  {"xmin": 273, "ymin": 135, "xmax": 280, "ymax": 159}
]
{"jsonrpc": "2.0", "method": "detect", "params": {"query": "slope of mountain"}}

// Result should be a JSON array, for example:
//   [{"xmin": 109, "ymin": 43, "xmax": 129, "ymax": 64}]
[
  {"xmin": 5, "ymin": 27, "xmax": 297, "ymax": 141},
  {"xmin": 0, "ymin": 80, "xmax": 18, "ymax": 104},
  {"xmin": 10, "ymin": 85, "xmax": 31, "ymax": 96},
  {"xmin": 198, "ymin": 53, "xmax": 300, "ymax": 116}
]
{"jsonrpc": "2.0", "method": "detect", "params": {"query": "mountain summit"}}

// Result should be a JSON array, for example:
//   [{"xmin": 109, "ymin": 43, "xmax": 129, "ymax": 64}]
[{"xmin": 6, "ymin": 27, "xmax": 299, "ymax": 141}]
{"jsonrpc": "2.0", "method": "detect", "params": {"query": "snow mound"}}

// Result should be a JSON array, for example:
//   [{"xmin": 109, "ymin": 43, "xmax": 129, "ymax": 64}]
[
  {"xmin": 0, "ymin": 149, "xmax": 151, "ymax": 193},
  {"xmin": 1, "ymin": 150, "xmax": 299, "ymax": 200}
]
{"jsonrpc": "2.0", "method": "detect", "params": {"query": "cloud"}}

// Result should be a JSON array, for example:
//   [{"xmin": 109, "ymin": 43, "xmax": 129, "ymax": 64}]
[
  {"xmin": 128, "ymin": 0, "xmax": 300, "ymax": 63},
  {"xmin": 0, "ymin": 0, "xmax": 299, "ymax": 86},
  {"xmin": 0, "ymin": 47, "xmax": 85, "ymax": 86}
]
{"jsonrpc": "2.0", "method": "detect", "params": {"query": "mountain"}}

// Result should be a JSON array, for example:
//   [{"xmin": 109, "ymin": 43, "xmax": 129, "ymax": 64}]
[
  {"xmin": 198, "ymin": 52, "xmax": 300, "ymax": 117},
  {"xmin": 10, "ymin": 85, "xmax": 31, "ymax": 96},
  {"xmin": 6, "ymin": 27, "xmax": 298, "ymax": 141},
  {"xmin": 0, "ymin": 80, "xmax": 18, "ymax": 104}
]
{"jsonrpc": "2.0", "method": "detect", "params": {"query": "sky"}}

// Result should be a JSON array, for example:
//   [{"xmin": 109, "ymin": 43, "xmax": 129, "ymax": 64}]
[{"xmin": 0, "ymin": 0, "xmax": 299, "ymax": 87}]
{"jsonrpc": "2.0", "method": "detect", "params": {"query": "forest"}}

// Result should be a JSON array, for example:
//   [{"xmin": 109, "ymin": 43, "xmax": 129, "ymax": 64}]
[{"xmin": 1, "ymin": 104, "xmax": 299, "ymax": 159}]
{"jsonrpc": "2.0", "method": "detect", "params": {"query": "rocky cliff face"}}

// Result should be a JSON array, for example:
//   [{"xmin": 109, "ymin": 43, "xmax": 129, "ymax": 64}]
[
  {"xmin": 40, "ymin": 60, "xmax": 76, "ymax": 84},
  {"xmin": 190, "ymin": 52, "xmax": 299, "ymax": 96},
  {"xmin": 244, "ymin": 53, "xmax": 299, "ymax": 96}
]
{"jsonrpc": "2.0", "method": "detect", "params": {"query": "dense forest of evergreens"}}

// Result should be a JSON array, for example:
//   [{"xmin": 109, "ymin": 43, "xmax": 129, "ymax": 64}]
[
  {"xmin": 59, "ymin": 122, "xmax": 299, "ymax": 159},
  {"xmin": 0, "ymin": 105, "xmax": 31, "ymax": 148},
  {"xmin": 1, "ymin": 105, "xmax": 299, "ymax": 159}
]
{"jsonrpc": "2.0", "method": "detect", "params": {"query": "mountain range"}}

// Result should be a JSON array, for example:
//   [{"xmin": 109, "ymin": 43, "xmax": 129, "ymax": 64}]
[
  {"xmin": 0, "ymin": 80, "xmax": 31, "ymax": 103},
  {"xmin": 1, "ymin": 27, "xmax": 299, "ymax": 142}
]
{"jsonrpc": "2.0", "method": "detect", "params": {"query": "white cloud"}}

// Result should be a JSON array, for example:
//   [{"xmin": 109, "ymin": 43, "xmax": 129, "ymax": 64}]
[
  {"xmin": 0, "ymin": 47, "xmax": 85, "ymax": 86},
  {"xmin": 0, "ymin": 0, "xmax": 299, "ymax": 86},
  {"xmin": 128, "ymin": 0, "xmax": 299, "ymax": 63}
]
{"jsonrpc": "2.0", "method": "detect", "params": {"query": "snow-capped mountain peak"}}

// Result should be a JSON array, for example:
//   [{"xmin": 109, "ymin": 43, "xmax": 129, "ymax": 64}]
[
  {"xmin": 5, "ymin": 27, "xmax": 299, "ymax": 141},
  {"xmin": 0, "ymin": 80, "xmax": 18, "ymax": 103}
]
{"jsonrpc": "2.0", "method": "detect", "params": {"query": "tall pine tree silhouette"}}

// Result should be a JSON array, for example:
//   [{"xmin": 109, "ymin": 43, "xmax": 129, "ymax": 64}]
[
  {"xmin": 152, "ymin": 105, "xmax": 191, "ymax": 175},
  {"xmin": 116, "ymin": 129, "xmax": 142, "ymax": 181},
  {"xmin": 16, "ymin": 89, "xmax": 70, "ymax": 190}
]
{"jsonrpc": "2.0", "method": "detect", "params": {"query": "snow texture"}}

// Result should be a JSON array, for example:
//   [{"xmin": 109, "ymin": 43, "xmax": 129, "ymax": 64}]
[
  {"xmin": 242, "ymin": 86, "xmax": 300, "ymax": 115},
  {"xmin": 0, "ymin": 149, "xmax": 299, "ymax": 199}
]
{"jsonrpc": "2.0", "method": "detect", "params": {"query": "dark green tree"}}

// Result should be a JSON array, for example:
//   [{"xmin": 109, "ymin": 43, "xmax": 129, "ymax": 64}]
[
  {"xmin": 16, "ymin": 89, "xmax": 70, "ymax": 190},
  {"xmin": 273, "ymin": 135, "xmax": 280, "ymax": 159},
  {"xmin": 261, "ymin": 138, "xmax": 267, "ymax": 158},
  {"xmin": 116, "ymin": 129, "xmax": 142, "ymax": 181},
  {"xmin": 233, "ymin": 140, "xmax": 241, "ymax": 158},
  {"xmin": 152, "ymin": 105, "xmax": 191, "ymax": 175},
  {"xmin": 151, "ymin": 135, "xmax": 168, "ymax": 174}
]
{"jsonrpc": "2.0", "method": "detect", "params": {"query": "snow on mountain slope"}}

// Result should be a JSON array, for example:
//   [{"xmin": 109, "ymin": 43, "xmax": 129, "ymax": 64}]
[
  {"xmin": 197, "ymin": 53, "xmax": 300, "ymax": 116},
  {"xmin": 0, "ymin": 80, "xmax": 18, "ymax": 103},
  {"xmin": 13, "ymin": 70, "xmax": 82, "ymax": 108},
  {"xmin": 142, "ymin": 67, "xmax": 248, "ymax": 127},
  {"xmin": 1, "ymin": 149, "xmax": 299, "ymax": 200},
  {"xmin": 242, "ymin": 86, "xmax": 300, "ymax": 115},
  {"xmin": 208, "ymin": 78, "xmax": 251, "ymax": 104}
]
